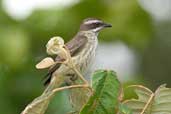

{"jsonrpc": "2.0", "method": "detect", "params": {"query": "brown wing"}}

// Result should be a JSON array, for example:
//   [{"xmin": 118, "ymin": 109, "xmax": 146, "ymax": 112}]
[
  {"xmin": 44, "ymin": 34, "xmax": 87, "ymax": 85},
  {"xmin": 65, "ymin": 34, "xmax": 88, "ymax": 56}
]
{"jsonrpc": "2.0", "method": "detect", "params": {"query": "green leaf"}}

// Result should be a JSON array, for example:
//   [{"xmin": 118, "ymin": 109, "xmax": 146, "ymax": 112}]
[
  {"xmin": 118, "ymin": 103, "xmax": 132, "ymax": 114},
  {"xmin": 21, "ymin": 75, "xmax": 65, "ymax": 114},
  {"xmin": 80, "ymin": 70, "xmax": 122, "ymax": 114},
  {"xmin": 21, "ymin": 93, "xmax": 51, "ymax": 114},
  {"xmin": 122, "ymin": 84, "xmax": 171, "ymax": 114}
]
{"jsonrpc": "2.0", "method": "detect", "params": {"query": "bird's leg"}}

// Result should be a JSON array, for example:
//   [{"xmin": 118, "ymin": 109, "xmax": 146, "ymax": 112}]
[
  {"xmin": 64, "ymin": 62, "xmax": 92, "ymax": 92},
  {"xmin": 65, "ymin": 74, "xmax": 78, "ymax": 86},
  {"xmin": 71, "ymin": 66, "xmax": 89, "ymax": 85},
  {"xmin": 65, "ymin": 78, "xmax": 73, "ymax": 86},
  {"xmin": 69, "ymin": 74, "xmax": 78, "ymax": 81},
  {"xmin": 63, "ymin": 46, "xmax": 89, "ymax": 85},
  {"xmin": 62, "ymin": 46, "xmax": 93, "ymax": 94}
]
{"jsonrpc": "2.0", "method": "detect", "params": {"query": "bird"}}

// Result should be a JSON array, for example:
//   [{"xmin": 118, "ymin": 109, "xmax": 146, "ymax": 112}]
[
  {"xmin": 43, "ymin": 18, "xmax": 112, "ymax": 88},
  {"xmin": 41, "ymin": 18, "xmax": 112, "ymax": 111},
  {"xmin": 44, "ymin": 18, "xmax": 112, "ymax": 88}
]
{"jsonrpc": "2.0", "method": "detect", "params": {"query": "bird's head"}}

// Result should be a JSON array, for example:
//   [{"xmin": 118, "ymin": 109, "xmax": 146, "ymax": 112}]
[{"xmin": 79, "ymin": 18, "xmax": 112, "ymax": 33}]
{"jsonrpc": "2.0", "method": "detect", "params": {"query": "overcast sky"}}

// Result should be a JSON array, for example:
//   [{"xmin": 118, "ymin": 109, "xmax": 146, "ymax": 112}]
[
  {"xmin": 2, "ymin": 0, "xmax": 79, "ymax": 19},
  {"xmin": 2, "ymin": 0, "xmax": 171, "ymax": 20}
]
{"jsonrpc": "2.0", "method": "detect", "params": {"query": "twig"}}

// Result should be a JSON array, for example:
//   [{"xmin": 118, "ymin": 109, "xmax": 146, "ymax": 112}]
[
  {"xmin": 140, "ymin": 93, "xmax": 154, "ymax": 114},
  {"xmin": 64, "ymin": 46, "xmax": 89, "ymax": 85},
  {"xmin": 53, "ymin": 45, "xmax": 92, "ymax": 93},
  {"xmin": 52, "ymin": 84, "xmax": 89, "ymax": 93},
  {"xmin": 71, "ymin": 67, "xmax": 89, "ymax": 85}
]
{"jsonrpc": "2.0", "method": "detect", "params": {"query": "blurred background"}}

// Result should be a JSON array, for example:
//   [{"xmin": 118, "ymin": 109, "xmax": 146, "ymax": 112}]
[{"xmin": 0, "ymin": 0, "xmax": 171, "ymax": 113}]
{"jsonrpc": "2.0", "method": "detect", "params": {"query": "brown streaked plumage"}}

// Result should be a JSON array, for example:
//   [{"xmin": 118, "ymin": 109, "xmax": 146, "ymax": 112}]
[
  {"xmin": 44, "ymin": 18, "xmax": 112, "ymax": 86},
  {"xmin": 44, "ymin": 34, "xmax": 87, "ymax": 85}
]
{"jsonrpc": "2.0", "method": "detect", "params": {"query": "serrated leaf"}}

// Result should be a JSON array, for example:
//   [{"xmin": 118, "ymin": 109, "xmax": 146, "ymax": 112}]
[
  {"xmin": 80, "ymin": 70, "xmax": 122, "ymax": 114},
  {"xmin": 122, "ymin": 84, "xmax": 171, "ymax": 114}
]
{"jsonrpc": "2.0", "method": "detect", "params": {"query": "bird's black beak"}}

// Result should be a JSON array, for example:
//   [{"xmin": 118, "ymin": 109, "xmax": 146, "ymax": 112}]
[{"xmin": 103, "ymin": 23, "xmax": 112, "ymax": 28}]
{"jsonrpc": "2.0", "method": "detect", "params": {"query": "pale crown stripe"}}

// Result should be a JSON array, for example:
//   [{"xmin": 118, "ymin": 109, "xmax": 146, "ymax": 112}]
[{"xmin": 84, "ymin": 20, "xmax": 101, "ymax": 25}]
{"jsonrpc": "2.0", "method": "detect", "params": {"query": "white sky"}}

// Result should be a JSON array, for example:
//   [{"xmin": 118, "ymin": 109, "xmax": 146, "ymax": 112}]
[
  {"xmin": 139, "ymin": 0, "xmax": 171, "ymax": 21},
  {"xmin": 94, "ymin": 42, "xmax": 137, "ymax": 81},
  {"xmin": 2, "ymin": 0, "xmax": 171, "ymax": 20},
  {"xmin": 2, "ymin": 0, "xmax": 79, "ymax": 20}
]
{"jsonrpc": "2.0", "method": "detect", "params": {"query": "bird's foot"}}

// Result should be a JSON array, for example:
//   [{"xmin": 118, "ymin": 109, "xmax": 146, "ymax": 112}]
[{"xmin": 65, "ymin": 74, "xmax": 78, "ymax": 86}]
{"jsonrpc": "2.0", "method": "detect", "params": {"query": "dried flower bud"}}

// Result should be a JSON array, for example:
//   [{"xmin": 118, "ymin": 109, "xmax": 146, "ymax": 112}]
[
  {"xmin": 36, "ymin": 57, "xmax": 55, "ymax": 69},
  {"xmin": 36, "ymin": 36, "xmax": 71, "ymax": 70},
  {"xmin": 46, "ymin": 36, "xmax": 64, "ymax": 55}
]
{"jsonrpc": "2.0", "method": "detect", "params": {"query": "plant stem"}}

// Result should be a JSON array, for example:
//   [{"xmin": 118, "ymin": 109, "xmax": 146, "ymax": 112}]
[
  {"xmin": 63, "ymin": 46, "xmax": 92, "ymax": 93},
  {"xmin": 52, "ymin": 84, "xmax": 89, "ymax": 93},
  {"xmin": 140, "ymin": 93, "xmax": 154, "ymax": 114},
  {"xmin": 64, "ymin": 46, "xmax": 89, "ymax": 85}
]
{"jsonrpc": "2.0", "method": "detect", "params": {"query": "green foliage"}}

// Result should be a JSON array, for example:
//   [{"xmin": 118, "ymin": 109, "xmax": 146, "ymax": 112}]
[
  {"xmin": 122, "ymin": 84, "xmax": 171, "ymax": 114},
  {"xmin": 21, "ymin": 69, "xmax": 171, "ymax": 114},
  {"xmin": 102, "ymin": 0, "xmax": 153, "ymax": 49},
  {"xmin": 80, "ymin": 70, "xmax": 122, "ymax": 114},
  {"xmin": 0, "ymin": 28, "xmax": 30, "ymax": 68},
  {"xmin": 118, "ymin": 104, "xmax": 132, "ymax": 114},
  {"xmin": 80, "ymin": 70, "xmax": 171, "ymax": 114},
  {"xmin": 0, "ymin": 0, "xmax": 166, "ymax": 114}
]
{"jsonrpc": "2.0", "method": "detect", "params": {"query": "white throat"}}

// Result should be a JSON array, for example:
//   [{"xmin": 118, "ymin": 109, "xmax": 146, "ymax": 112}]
[
  {"xmin": 80, "ymin": 30, "xmax": 99, "ymax": 41},
  {"xmin": 91, "ymin": 26, "xmax": 103, "ymax": 33}
]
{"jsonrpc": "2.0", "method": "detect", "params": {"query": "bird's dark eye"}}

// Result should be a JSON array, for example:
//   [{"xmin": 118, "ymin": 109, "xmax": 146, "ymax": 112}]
[{"xmin": 95, "ymin": 23, "xmax": 100, "ymax": 26}]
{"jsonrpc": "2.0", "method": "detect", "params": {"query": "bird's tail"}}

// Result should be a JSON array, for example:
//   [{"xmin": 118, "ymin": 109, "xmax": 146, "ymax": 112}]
[{"xmin": 43, "ymin": 72, "xmax": 53, "ymax": 87}]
